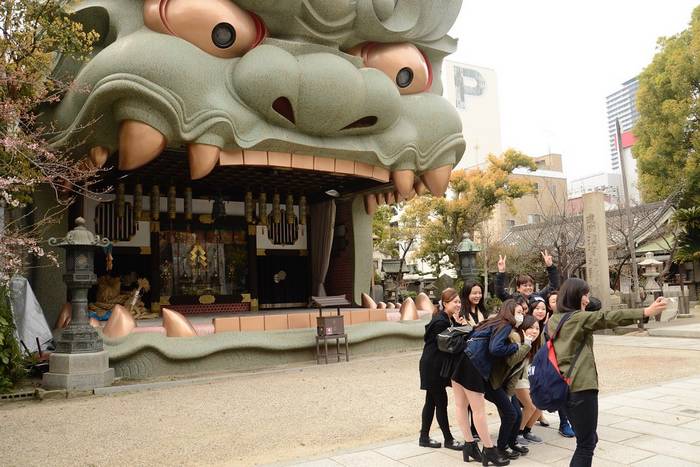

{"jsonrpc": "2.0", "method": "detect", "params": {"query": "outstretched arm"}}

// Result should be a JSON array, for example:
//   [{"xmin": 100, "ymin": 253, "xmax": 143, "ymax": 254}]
[
  {"xmin": 495, "ymin": 254, "xmax": 511, "ymax": 301},
  {"xmin": 579, "ymin": 297, "xmax": 667, "ymax": 331}
]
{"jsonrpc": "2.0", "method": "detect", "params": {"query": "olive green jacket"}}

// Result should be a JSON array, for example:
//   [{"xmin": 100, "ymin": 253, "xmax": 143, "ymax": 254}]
[
  {"xmin": 489, "ymin": 331, "xmax": 531, "ymax": 393},
  {"xmin": 547, "ymin": 309, "xmax": 644, "ymax": 392}
]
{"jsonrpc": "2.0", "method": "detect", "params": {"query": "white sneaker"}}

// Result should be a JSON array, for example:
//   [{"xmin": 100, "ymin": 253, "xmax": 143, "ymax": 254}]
[{"xmin": 516, "ymin": 434, "xmax": 530, "ymax": 445}]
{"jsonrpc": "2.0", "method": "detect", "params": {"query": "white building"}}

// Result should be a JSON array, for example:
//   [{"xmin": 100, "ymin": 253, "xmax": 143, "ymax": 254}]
[
  {"xmin": 568, "ymin": 172, "xmax": 623, "ymax": 201},
  {"xmin": 441, "ymin": 60, "xmax": 502, "ymax": 169},
  {"xmin": 606, "ymin": 77, "xmax": 640, "ymax": 172},
  {"xmin": 606, "ymin": 78, "xmax": 641, "ymax": 204}
]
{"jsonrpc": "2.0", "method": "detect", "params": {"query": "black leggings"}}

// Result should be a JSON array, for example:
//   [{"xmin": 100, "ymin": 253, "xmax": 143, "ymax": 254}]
[
  {"xmin": 420, "ymin": 387, "xmax": 453, "ymax": 441},
  {"xmin": 484, "ymin": 384, "xmax": 520, "ymax": 450},
  {"xmin": 566, "ymin": 390, "xmax": 599, "ymax": 467}
]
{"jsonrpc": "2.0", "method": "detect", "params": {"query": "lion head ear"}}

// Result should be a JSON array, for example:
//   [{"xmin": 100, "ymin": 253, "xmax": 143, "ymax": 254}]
[
  {"xmin": 71, "ymin": 6, "xmax": 113, "ymax": 50},
  {"xmin": 49, "ymin": 6, "xmax": 113, "ymax": 83}
]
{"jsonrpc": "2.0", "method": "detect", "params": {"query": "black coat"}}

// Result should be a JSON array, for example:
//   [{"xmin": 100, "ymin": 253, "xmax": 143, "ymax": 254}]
[
  {"xmin": 495, "ymin": 265, "xmax": 561, "ymax": 302},
  {"xmin": 419, "ymin": 312, "xmax": 454, "ymax": 390}
]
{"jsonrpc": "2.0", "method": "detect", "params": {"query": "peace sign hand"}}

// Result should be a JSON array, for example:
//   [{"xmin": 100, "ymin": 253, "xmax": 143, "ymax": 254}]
[
  {"xmin": 541, "ymin": 250, "xmax": 553, "ymax": 267},
  {"xmin": 497, "ymin": 254, "xmax": 506, "ymax": 273}
]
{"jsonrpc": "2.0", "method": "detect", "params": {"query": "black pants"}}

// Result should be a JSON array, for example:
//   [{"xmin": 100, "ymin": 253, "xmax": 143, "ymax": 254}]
[
  {"xmin": 510, "ymin": 395, "xmax": 522, "ymax": 442},
  {"xmin": 420, "ymin": 387, "xmax": 453, "ymax": 441},
  {"xmin": 484, "ymin": 384, "xmax": 520, "ymax": 450},
  {"xmin": 558, "ymin": 406, "xmax": 570, "ymax": 426},
  {"xmin": 566, "ymin": 390, "xmax": 599, "ymax": 467}
]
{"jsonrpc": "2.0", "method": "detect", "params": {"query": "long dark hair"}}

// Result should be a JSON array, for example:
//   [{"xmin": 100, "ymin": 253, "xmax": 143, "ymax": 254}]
[
  {"xmin": 476, "ymin": 298, "xmax": 518, "ymax": 333},
  {"xmin": 520, "ymin": 314, "xmax": 542, "ymax": 359},
  {"xmin": 514, "ymin": 295, "xmax": 529, "ymax": 314},
  {"xmin": 544, "ymin": 289, "xmax": 558, "ymax": 320},
  {"xmin": 557, "ymin": 278, "xmax": 590, "ymax": 314},
  {"xmin": 460, "ymin": 281, "xmax": 487, "ymax": 321}
]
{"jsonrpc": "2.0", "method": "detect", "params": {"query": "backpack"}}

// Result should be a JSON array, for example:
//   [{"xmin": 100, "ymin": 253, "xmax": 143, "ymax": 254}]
[
  {"xmin": 437, "ymin": 325, "xmax": 473, "ymax": 354},
  {"xmin": 528, "ymin": 312, "xmax": 585, "ymax": 412},
  {"xmin": 465, "ymin": 326, "xmax": 494, "ymax": 379}
]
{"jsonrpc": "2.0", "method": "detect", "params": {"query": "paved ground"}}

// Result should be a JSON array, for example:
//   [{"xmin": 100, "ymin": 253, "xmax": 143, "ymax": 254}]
[
  {"xmin": 279, "ymin": 334, "xmax": 700, "ymax": 467},
  {"xmin": 278, "ymin": 375, "xmax": 700, "ymax": 467},
  {"xmin": 2, "ymin": 331, "xmax": 700, "ymax": 466}
]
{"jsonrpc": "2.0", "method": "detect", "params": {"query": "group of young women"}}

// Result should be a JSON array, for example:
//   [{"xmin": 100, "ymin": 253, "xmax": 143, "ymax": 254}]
[{"xmin": 418, "ymin": 256, "xmax": 668, "ymax": 467}]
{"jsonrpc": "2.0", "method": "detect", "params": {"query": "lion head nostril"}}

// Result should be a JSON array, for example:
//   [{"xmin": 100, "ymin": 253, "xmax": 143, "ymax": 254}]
[
  {"xmin": 272, "ymin": 97, "xmax": 295, "ymax": 124},
  {"xmin": 342, "ymin": 116, "xmax": 378, "ymax": 131}
]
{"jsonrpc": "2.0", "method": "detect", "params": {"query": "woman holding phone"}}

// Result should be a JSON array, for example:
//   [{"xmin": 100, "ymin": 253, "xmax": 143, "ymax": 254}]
[{"xmin": 548, "ymin": 278, "xmax": 667, "ymax": 467}]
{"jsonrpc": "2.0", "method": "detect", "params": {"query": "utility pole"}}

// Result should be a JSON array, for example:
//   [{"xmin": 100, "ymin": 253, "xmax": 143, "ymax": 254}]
[{"xmin": 615, "ymin": 119, "xmax": 642, "ymax": 328}]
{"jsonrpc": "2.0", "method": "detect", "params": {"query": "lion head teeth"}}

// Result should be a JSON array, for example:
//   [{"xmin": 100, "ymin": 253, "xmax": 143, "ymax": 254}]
[
  {"xmin": 162, "ymin": 308, "xmax": 198, "ymax": 337},
  {"xmin": 420, "ymin": 165, "xmax": 452, "ymax": 197},
  {"xmin": 392, "ymin": 170, "xmax": 414, "ymax": 198},
  {"xmin": 88, "ymin": 146, "xmax": 109, "ymax": 168},
  {"xmin": 188, "ymin": 143, "xmax": 220, "ymax": 180},
  {"xmin": 364, "ymin": 193, "xmax": 378, "ymax": 215},
  {"xmin": 118, "ymin": 120, "xmax": 166, "ymax": 171},
  {"xmin": 102, "ymin": 304, "xmax": 136, "ymax": 339}
]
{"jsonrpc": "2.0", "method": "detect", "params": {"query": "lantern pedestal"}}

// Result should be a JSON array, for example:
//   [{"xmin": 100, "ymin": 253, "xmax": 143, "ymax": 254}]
[{"xmin": 43, "ymin": 352, "xmax": 114, "ymax": 390}]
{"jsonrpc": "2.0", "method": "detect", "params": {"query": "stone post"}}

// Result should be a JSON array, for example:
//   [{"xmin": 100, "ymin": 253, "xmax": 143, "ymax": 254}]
[
  {"xmin": 582, "ymin": 192, "xmax": 610, "ymax": 312},
  {"xmin": 42, "ymin": 218, "xmax": 115, "ymax": 390}
]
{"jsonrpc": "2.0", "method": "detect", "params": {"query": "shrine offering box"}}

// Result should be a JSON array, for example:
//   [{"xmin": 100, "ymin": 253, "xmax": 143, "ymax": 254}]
[{"xmin": 316, "ymin": 316, "xmax": 344, "ymax": 336}]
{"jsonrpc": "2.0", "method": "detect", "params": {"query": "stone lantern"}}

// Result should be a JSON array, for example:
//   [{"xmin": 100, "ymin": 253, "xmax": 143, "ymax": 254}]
[
  {"xmin": 456, "ymin": 233, "xmax": 481, "ymax": 283},
  {"xmin": 639, "ymin": 252, "xmax": 663, "ymax": 305},
  {"xmin": 43, "ymin": 217, "xmax": 115, "ymax": 390}
]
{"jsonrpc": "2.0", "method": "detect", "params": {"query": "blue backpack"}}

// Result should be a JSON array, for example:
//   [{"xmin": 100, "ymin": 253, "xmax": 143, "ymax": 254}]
[
  {"xmin": 528, "ymin": 312, "xmax": 585, "ymax": 412},
  {"xmin": 465, "ymin": 326, "xmax": 494, "ymax": 379}
]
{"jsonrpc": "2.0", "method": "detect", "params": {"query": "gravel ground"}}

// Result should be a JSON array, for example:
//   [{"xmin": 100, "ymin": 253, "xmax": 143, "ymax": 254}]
[{"xmin": 1, "ymin": 341, "xmax": 699, "ymax": 467}]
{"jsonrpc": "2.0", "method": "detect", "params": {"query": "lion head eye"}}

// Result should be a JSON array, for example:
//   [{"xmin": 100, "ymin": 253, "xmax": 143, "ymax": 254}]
[
  {"xmin": 144, "ymin": 0, "xmax": 266, "ymax": 58},
  {"xmin": 212, "ymin": 22, "xmax": 237, "ymax": 49},
  {"xmin": 348, "ymin": 42, "xmax": 432, "ymax": 95}
]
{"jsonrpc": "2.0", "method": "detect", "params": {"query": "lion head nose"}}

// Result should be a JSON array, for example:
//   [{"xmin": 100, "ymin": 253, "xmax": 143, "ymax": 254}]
[{"xmin": 232, "ymin": 45, "xmax": 400, "ymax": 136}]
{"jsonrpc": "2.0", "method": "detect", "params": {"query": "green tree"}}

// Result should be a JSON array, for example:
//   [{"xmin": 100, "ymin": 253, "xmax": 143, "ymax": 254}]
[
  {"xmin": 402, "ymin": 149, "xmax": 537, "ymax": 275},
  {"xmin": 635, "ymin": 6, "xmax": 700, "ymax": 207},
  {"xmin": 0, "ymin": 0, "xmax": 99, "ymax": 390},
  {"xmin": 372, "ymin": 205, "xmax": 398, "ymax": 258},
  {"xmin": 635, "ymin": 6, "xmax": 700, "ymax": 261},
  {"xmin": 674, "ymin": 206, "xmax": 700, "ymax": 262}
]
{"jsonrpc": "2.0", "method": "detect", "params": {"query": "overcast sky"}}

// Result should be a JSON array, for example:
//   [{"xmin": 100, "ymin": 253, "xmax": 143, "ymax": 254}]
[{"xmin": 448, "ymin": 1, "xmax": 699, "ymax": 179}]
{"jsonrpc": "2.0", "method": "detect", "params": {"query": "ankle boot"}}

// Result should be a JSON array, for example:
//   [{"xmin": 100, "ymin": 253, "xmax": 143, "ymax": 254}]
[
  {"xmin": 481, "ymin": 446, "xmax": 510, "ymax": 466},
  {"xmin": 462, "ymin": 441, "xmax": 482, "ymax": 462},
  {"xmin": 418, "ymin": 436, "xmax": 441, "ymax": 448}
]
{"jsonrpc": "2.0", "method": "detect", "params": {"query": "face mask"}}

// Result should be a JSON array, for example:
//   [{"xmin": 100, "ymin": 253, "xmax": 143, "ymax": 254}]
[{"xmin": 514, "ymin": 314, "xmax": 524, "ymax": 327}]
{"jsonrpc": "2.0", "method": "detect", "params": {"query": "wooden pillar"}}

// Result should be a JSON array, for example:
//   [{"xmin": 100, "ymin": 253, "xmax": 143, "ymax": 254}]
[
  {"xmin": 150, "ymin": 223, "xmax": 161, "ymax": 312},
  {"xmin": 247, "ymin": 224, "xmax": 258, "ymax": 305}
]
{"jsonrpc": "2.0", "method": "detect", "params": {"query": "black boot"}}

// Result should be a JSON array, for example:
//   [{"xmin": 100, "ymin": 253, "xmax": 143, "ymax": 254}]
[
  {"xmin": 509, "ymin": 443, "xmax": 529, "ymax": 455},
  {"xmin": 498, "ymin": 448, "xmax": 520, "ymax": 460},
  {"xmin": 481, "ymin": 447, "xmax": 510, "ymax": 466},
  {"xmin": 445, "ymin": 438, "xmax": 464, "ymax": 451},
  {"xmin": 462, "ymin": 441, "xmax": 482, "ymax": 462},
  {"xmin": 418, "ymin": 436, "xmax": 441, "ymax": 448}
]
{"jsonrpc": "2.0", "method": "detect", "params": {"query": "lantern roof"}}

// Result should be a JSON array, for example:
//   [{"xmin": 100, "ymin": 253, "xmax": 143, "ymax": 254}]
[
  {"xmin": 456, "ymin": 233, "xmax": 481, "ymax": 253},
  {"xmin": 638, "ymin": 251, "xmax": 662, "ymax": 266},
  {"xmin": 48, "ymin": 218, "xmax": 110, "ymax": 248}
]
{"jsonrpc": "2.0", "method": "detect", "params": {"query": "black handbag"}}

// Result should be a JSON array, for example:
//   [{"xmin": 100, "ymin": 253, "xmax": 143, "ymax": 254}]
[{"xmin": 437, "ymin": 325, "xmax": 473, "ymax": 354}]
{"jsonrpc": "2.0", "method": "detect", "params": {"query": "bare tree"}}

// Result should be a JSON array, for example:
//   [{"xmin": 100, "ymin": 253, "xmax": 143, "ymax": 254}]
[{"xmin": 502, "ymin": 192, "xmax": 676, "ymax": 290}]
